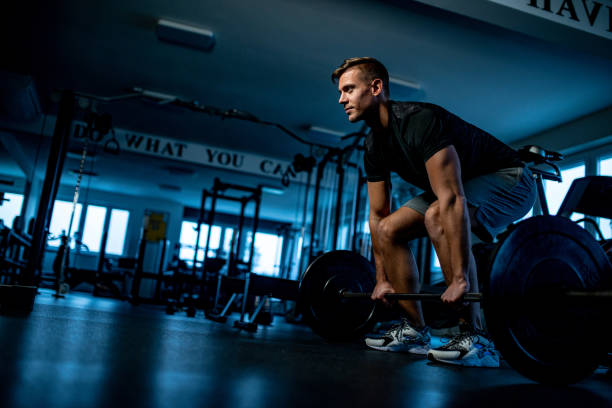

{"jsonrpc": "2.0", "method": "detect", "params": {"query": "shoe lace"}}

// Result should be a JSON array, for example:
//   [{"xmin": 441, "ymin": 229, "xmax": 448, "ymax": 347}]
[
  {"xmin": 386, "ymin": 318, "xmax": 407, "ymax": 334},
  {"xmin": 385, "ymin": 318, "xmax": 413, "ymax": 339},
  {"xmin": 444, "ymin": 331, "xmax": 477, "ymax": 349},
  {"xmin": 386, "ymin": 319, "xmax": 429, "ymax": 342}
]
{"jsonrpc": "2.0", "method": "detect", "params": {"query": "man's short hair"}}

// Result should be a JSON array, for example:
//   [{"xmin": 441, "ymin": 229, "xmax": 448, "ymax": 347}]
[{"xmin": 331, "ymin": 57, "xmax": 389, "ymax": 96}]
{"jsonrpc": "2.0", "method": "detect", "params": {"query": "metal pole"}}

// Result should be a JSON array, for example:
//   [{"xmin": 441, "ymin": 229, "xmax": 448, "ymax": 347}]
[
  {"xmin": 25, "ymin": 90, "xmax": 75, "ymax": 285},
  {"xmin": 131, "ymin": 230, "xmax": 147, "ymax": 301},
  {"xmin": 247, "ymin": 188, "xmax": 262, "ymax": 274},
  {"xmin": 535, "ymin": 175, "xmax": 549, "ymax": 216},
  {"xmin": 192, "ymin": 190, "xmax": 207, "ymax": 278},
  {"xmin": 352, "ymin": 170, "xmax": 365, "ymax": 252},
  {"xmin": 332, "ymin": 158, "xmax": 345, "ymax": 250},
  {"xmin": 155, "ymin": 239, "xmax": 167, "ymax": 300},
  {"xmin": 233, "ymin": 198, "xmax": 247, "ymax": 274},
  {"xmin": 309, "ymin": 150, "xmax": 336, "ymax": 261},
  {"xmin": 239, "ymin": 187, "xmax": 262, "ymax": 323}
]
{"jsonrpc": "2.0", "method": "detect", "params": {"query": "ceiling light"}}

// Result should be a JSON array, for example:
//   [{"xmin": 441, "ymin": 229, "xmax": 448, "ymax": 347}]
[
  {"xmin": 156, "ymin": 19, "xmax": 215, "ymax": 51},
  {"xmin": 308, "ymin": 125, "xmax": 345, "ymax": 138},
  {"xmin": 262, "ymin": 186, "xmax": 285, "ymax": 195},
  {"xmin": 389, "ymin": 76, "xmax": 421, "ymax": 91}
]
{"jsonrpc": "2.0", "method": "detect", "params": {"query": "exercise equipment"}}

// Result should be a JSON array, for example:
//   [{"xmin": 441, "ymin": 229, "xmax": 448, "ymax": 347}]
[
  {"xmin": 299, "ymin": 250, "xmax": 377, "ymax": 339},
  {"xmin": 299, "ymin": 216, "xmax": 612, "ymax": 384},
  {"xmin": 0, "ymin": 217, "xmax": 32, "ymax": 282},
  {"xmin": 307, "ymin": 134, "xmax": 367, "ymax": 263},
  {"xmin": 201, "ymin": 179, "xmax": 263, "ymax": 329},
  {"xmin": 486, "ymin": 215, "xmax": 611, "ymax": 384},
  {"xmin": 299, "ymin": 159, "xmax": 612, "ymax": 385}
]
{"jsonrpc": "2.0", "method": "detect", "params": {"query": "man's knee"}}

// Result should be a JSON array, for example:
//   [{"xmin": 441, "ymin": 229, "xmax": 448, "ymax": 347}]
[
  {"xmin": 377, "ymin": 217, "xmax": 399, "ymax": 246},
  {"xmin": 377, "ymin": 216, "xmax": 414, "ymax": 246},
  {"xmin": 424, "ymin": 201, "xmax": 443, "ymax": 240}
]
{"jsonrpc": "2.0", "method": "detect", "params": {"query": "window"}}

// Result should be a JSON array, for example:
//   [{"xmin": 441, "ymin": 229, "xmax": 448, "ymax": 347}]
[
  {"xmin": 222, "ymin": 228, "xmax": 234, "ymax": 257},
  {"xmin": 291, "ymin": 235, "xmax": 304, "ymax": 281},
  {"xmin": 337, "ymin": 225, "xmax": 349, "ymax": 250},
  {"xmin": 208, "ymin": 225, "xmax": 222, "ymax": 255},
  {"xmin": 48, "ymin": 201, "xmax": 129, "ymax": 254},
  {"xmin": 81, "ymin": 205, "xmax": 107, "ymax": 252},
  {"xmin": 48, "ymin": 200, "xmax": 83, "ymax": 248},
  {"xmin": 544, "ymin": 163, "xmax": 585, "ymax": 219},
  {"xmin": 178, "ymin": 221, "xmax": 225, "ymax": 263},
  {"xmin": 179, "ymin": 221, "xmax": 203, "ymax": 262},
  {"xmin": 106, "ymin": 209, "xmax": 130, "ymax": 255},
  {"xmin": 178, "ymin": 222, "xmax": 284, "ymax": 275},
  {"xmin": 599, "ymin": 156, "xmax": 612, "ymax": 176},
  {"xmin": 0, "ymin": 192, "xmax": 24, "ymax": 229},
  {"xmin": 249, "ymin": 232, "xmax": 283, "ymax": 277},
  {"xmin": 430, "ymin": 245, "xmax": 444, "ymax": 284},
  {"xmin": 598, "ymin": 156, "xmax": 612, "ymax": 239}
]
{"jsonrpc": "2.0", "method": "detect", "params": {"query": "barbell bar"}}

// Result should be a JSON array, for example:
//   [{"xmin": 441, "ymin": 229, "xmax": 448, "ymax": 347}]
[
  {"xmin": 340, "ymin": 290, "xmax": 482, "ymax": 301},
  {"xmin": 339, "ymin": 289, "xmax": 612, "ymax": 302}
]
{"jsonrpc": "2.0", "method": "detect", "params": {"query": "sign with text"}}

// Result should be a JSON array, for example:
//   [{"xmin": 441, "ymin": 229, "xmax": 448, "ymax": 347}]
[
  {"xmin": 488, "ymin": 0, "xmax": 612, "ymax": 40},
  {"xmin": 72, "ymin": 122, "xmax": 305, "ymax": 184}
]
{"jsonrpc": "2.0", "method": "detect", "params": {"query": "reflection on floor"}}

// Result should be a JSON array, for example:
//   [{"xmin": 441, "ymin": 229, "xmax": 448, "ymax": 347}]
[{"xmin": 0, "ymin": 290, "xmax": 610, "ymax": 408}]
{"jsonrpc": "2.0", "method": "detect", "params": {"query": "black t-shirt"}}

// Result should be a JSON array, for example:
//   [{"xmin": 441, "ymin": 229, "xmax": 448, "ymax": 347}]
[{"xmin": 364, "ymin": 101, "xmax": 523, "ymax": 192}]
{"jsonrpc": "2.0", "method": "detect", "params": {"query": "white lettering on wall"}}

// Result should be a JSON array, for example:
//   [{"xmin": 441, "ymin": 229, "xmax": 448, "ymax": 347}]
[{"xmin": 72, "ymin": 123, "xmax": 304, "ymax": 184}]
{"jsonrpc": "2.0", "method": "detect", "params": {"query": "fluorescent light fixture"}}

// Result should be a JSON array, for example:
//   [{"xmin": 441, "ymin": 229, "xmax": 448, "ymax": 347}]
[
  {"xmin": 308, "ymin": 125, "xmax": 345, "ymax": 138},
  {"xmin": 389, "ymin": 76, "xmax": 421, "ymax": 91},
  {"xmin": 262, "ymin": 186, "xmax": 285, "ymax": 195},
  {"xmin": 156, "ymin": 19, "xmax": 215, "ymax": 51}
]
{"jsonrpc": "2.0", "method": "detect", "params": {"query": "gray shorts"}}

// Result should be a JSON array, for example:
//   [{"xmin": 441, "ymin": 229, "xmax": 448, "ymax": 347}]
[{"xmin": 403, "ymin": 166, "xmax": 536, "ymax": 242}]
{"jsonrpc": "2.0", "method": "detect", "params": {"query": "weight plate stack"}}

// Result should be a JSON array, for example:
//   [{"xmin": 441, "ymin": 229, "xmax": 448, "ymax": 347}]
[
  {"xmin": 299, "ymin": 250, "xmax": 377, "ymax": 340},
  {"xmin": 485, "ymin": 216, "xmax": 612, "ymax": 385}
]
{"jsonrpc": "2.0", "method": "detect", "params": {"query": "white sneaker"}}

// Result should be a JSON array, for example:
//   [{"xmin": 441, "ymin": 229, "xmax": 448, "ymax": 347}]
[
  {"xmin": 427, "ymin": 332, "xmax": 500, "ymax": 367},
  {"xmin": 364, "ymin": 319, "xmax": 431, "ymax": 355}
]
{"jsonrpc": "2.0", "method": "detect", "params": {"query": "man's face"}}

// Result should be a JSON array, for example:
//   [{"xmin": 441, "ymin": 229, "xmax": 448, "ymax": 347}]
[{"xmin": 337, "ymin": 67, "xmax": 376, "ymax": 123}]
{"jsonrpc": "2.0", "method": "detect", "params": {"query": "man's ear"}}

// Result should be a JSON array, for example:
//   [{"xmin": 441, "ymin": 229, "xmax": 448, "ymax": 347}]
[{"xmin": 371, "ymin": 78, "xmax": 384, "ymax": 97}]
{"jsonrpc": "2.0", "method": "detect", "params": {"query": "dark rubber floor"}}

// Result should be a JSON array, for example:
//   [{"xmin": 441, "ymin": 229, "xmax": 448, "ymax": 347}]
[{"xmin": 0, "ymin": 290, "xmax": 610, "ymax": 408}]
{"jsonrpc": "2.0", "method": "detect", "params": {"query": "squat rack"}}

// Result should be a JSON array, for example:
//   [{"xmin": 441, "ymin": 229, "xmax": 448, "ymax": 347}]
[{"xmin": 193, "ymin": 178, "xmax": 262, "ymax": 321}]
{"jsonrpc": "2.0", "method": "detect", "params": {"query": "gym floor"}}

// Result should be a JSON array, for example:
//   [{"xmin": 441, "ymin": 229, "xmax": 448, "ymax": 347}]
[{"xmin": 0, "ymin": 291, "xmax": 610, "ymax": 408}]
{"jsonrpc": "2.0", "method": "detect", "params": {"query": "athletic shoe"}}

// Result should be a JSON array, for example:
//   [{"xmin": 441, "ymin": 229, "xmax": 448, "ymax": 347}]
[
  {"xmin": 427, "ymin": 332, "xmax": 500, "ymax": 367},
  {"xmin": 364, "ymin": 319, "xmax": 431, "ymax": 355}
]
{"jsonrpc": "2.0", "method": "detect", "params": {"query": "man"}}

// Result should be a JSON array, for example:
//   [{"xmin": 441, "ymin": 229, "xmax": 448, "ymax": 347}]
[{"xmin": 332, "ymin": 57, "xmax": 536, "ymax": 367}]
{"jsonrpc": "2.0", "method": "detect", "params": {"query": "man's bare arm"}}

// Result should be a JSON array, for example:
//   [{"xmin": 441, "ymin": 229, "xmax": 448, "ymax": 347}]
[
  {"xmin": 367, "ymin": 180, "xmax": 391, "ymax": 283},
  {"xmin": 425, "ymin": 146, "xmax": 471, "ymax": 290}
]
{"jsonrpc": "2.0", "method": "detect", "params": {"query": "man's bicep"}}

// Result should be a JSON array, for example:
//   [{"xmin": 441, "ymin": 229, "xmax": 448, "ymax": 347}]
[
  {"xmin": 424, "ymin": 146, "xmax": 465, "ymax": 200},
  {"xmin": 367, "ymin": 181, "xmax": 391, "ymax": 217}
]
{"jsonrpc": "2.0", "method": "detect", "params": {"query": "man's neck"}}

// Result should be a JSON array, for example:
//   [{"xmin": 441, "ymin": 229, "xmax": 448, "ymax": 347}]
[{"xmin": 365, "ymin": 100, "xmax": 390, "ymax": 134}]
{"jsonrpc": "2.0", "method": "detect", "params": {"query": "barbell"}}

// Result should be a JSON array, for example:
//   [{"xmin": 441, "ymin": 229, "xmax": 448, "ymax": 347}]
[
  {"xmin": 338, "ymin": 289, "xmax": 612, "ymax": 302},
  {"xmin": 298, "ymin": 216, "xmax": 612, "ymax": 385}
]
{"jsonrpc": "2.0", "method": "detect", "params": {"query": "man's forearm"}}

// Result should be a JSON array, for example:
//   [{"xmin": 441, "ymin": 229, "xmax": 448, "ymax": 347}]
[
  {"xmin": 439, "ymin": 195, "xmax": 470, "ymax": 282},
  {"xmin": 369, "ymin": 216, "xmax": 387, "ymax": 282}
]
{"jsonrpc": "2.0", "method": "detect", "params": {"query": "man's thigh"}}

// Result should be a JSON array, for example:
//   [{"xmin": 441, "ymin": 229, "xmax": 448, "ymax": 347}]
[{"xmin": 464, "ymin": 166, "xmax": 536, "ymax": 240}]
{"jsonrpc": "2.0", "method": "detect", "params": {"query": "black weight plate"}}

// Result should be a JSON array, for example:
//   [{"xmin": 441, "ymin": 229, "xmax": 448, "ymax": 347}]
[
  {"xmin": 485, "ymin": 216, "xmax": 612, "ymax": 384},
  {"xmin": 299, "ymin": 250, "xmax": 377, "ymax": 340}
]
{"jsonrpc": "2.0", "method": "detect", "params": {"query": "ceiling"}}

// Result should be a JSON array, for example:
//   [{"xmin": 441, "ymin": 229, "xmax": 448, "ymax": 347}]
[{"xmin": 1, "ymin": 0, "xmax": 611, "ymax": 222}]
